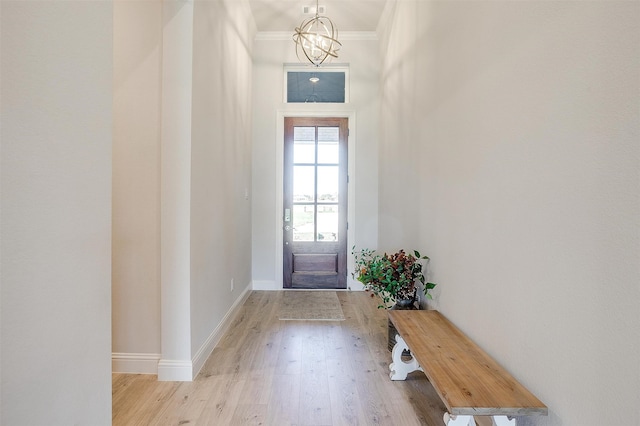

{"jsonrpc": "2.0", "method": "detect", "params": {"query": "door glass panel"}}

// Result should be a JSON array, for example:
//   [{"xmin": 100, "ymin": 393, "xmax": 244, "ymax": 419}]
[
  {"xmin": 294, "ymin": 140, "xmax": 315, "ymax": 164},
  {"xmin": 293, "ymin": 166, "xmax": 315, "ymax": 202},
  {"xmin": 294, "ymin": 126, "xmax": 315, "ymax": 141},
  {"xmin": 317, "ymin": 140, "xmax": 339, "ymax": 164},
  {"xmin": 294, "ymin": 127, "xmax": 316, "ymax": 163},
  {"xmin": 317, "ymin": 127, "xmax": 339, "ymax": 163},
  {"xmin": 317, "ymin": 166, "xmax": 338, "ymax": 202},
  {"xmin": 317, "ymin": 205, "xmax": 338, "ymax": 241},
  {"xmin": 318, "ymin": 127, "xmax": 339, "ymax": 142},
  {"xmin": 293, "ymin": 205, "xmax": 314, "ymax": 241}
]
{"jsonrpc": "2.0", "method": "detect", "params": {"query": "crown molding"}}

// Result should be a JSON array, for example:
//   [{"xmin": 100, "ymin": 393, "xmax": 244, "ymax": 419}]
[{"xmin": 255, "ymin": 31, "xmax": 377, "ymax": 41}]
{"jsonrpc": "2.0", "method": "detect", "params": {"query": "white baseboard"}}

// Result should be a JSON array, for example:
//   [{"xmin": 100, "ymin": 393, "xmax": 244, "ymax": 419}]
[
  {"xmin": 112, "ymin": 352, "xmax": 161, "ymax": 375},
  {"xmin": 191, "ymin": 285, "xmax": 252, "ymax": 378},
  {"xmin": 252, "ymin": 280, "xmax": 278, "ymax": 290},
  {"xmin": 115, "ymin": 285, "xmax": 252, "ymax": 381},
  {"xmin": 157, "ymin": 359, "xmax": 193, "ymax": 381}
]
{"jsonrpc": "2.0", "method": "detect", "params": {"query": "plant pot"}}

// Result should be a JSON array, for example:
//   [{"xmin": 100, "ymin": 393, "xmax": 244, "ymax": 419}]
[
  {"xmin": 388, "ymin": 299, "xmax": 417, "ymax": 352},
  {"xmin": 394, "ymin": 298, "xmax": 417, "ymax": 309}
]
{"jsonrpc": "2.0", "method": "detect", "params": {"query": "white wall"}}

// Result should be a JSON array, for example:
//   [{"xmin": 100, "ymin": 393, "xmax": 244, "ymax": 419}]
[
  {"xmin": 1, "ymin": 1, "xmax": 113, "ymax": 424},
  {"xmin": 251, "ymin": 35, "xmax": 380, "ymax": 289},
  {"xmin": 113, "ymin": 0, "xmax": 163, "ymax": 372},
  {"xmin": 190, "ymin": 0, "xmax": 255, "ymax": 363},
  {"xmin": 112, "ymin": 0, "xmax": 256, "ymax": 379},
  {"xmin": 378, "ymin": 1, "xmax": 640, "ymax": 425},
  {"xmin": 377, "ymin": 1, "xmax": 423, "ymax": 251}
]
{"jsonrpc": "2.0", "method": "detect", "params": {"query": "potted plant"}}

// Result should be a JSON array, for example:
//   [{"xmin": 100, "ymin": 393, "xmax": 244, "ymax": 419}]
[
  {"xmin": 352, "ymin": 246, "xmax": 437, "ymax": 351},
  {"xmin": 352, "ymin": 247, "xmax": 436, "ymax": 309}
]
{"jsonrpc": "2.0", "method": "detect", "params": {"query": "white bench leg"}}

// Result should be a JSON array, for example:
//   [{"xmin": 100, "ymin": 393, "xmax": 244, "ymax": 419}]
[
  {"xmin": 443, "ymin": 413, "xmax": 474, "ymax": 426},
  {"xmin": 443, "ymin": 414, "xmax": 516, "ymax": 426},
  {"xmin": 493, "ymin": 416, "xmax": 516, "ymax": 426},
  {"xmin": 389, "ymin": 334, "xmax": 423, "ymax": 380}
]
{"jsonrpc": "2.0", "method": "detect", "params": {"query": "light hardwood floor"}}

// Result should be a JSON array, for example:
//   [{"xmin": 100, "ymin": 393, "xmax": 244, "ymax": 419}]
[{"xmin": 112, "ymin": 291, "xmax": 447, "ymax": 425}]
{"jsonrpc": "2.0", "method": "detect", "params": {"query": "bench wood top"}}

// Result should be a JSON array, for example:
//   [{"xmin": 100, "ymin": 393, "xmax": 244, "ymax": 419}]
[{"xmin": 388, "ymin": 309, "xmax": 548, "ymax": 417}]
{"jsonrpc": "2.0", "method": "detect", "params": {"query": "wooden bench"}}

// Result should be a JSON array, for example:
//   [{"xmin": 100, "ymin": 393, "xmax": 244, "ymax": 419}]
[{"xmin": 388, "ymin": 310, "xmax": 547, "ymax": 426}]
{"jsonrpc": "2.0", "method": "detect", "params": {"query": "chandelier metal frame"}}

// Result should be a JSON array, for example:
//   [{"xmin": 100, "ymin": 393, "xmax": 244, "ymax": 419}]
[{"xmin": 292, "ymin": 1, "xmax": 341, "ymax": 67}]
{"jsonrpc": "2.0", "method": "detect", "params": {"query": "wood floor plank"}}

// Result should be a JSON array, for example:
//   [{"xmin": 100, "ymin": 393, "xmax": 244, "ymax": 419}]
[
  {"xmin": 275, "ymin": 321, "xmax": 305, "ymax": 375},
  {"xmin": 196, "ymin": 374, "xmax": 247, "ymax": 424},
  {"xmin": 299, "ymin": 368, "xmax": 333, "ymax": 425},
  {"xmin": 230, "ymin": 403, "xmax": 268, "ymax": 425},
  {"xmin": 112, "ymin": 374, "xmax": 181, "ymax": 426},
  {"xmin": 113, "ymin": 291, "xmax": 447, "ymax": 425},
  {"xmin": 144, "ymin": 380, "xmax": 210, "ymax": 425},
  {"xmin": 299, "ymin": 322, "xmax": 333, "ymax": 425},
  {"xmin": 265, "ymin": 373, "xmax": 301, "ymax": 426},
  {"xmin": 327, "ymin": 357, "xmax": 369, "ymax": 426}
]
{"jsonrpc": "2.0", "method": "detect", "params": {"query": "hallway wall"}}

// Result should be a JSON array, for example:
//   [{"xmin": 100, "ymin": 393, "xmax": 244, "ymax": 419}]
[
  {"xmin": 1, "ymin": 1, "xmax": 113, "ymax": 424},
  {"xmin": 190, "ymin": 0, "xmax": 255, "ymax": 361},
  {"xmin": 378, "ymin": 1, "xmax": 640, "ymax": 425},
  {"xmin": 112, "ymin": 0, "xmax": 256, "ymax": 378},
  {"xmin": 113, "ymin": 0, "xmax": 163, "ymax": 371}
]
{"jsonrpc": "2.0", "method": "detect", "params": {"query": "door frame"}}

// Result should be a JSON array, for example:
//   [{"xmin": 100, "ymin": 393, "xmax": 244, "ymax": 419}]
[{"xmin": 275, "ymin": 110, "xmax": 356, "ymax": 289}]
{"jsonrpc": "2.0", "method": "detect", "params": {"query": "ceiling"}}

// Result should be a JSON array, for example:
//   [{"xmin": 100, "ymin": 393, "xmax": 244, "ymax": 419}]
[{"xmin": 248, "ymin": 0, "xmax": 388, "ymax": 32}]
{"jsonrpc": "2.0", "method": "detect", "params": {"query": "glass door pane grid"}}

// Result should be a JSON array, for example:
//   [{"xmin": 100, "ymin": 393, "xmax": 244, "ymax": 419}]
[
  {"xmin": 293, "ymin": 126, "xmax": 318, "ymax": 242},
  {"xmin": 292, "ymin": 126, "xmax": 340, "ymax": 242}
]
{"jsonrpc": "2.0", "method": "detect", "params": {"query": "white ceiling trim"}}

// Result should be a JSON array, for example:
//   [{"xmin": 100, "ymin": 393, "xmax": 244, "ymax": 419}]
[{"xmin": 255, "ymin": 31, "xmax": 378, "ymax": 41}]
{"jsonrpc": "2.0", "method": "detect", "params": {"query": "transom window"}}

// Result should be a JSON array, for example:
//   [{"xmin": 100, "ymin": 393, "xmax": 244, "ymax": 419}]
[{"xmin": 284, "ymin": 65, "xmax": 349, "ymax": 104}]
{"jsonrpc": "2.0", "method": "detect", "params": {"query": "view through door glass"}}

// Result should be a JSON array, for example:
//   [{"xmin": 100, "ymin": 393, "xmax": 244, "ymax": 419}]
[{"xmin": 283, "ymin": 117, "xmax": 348, "ymax": 289}]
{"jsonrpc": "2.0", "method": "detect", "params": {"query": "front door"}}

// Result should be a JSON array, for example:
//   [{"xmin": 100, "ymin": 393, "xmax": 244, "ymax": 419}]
[{"xmin": 283, "ymin": 117, "xmax": 348, "ymax": 289}]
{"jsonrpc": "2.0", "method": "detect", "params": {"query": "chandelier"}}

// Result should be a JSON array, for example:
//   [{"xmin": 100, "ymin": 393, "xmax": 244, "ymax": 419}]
[{"xmin": 292, "ymin": 0, "xmax": 341, "ymax": 67}]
